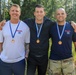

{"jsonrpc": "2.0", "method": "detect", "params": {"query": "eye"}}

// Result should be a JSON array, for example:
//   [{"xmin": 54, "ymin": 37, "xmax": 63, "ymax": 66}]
[
  {"xmin": 11, "ymin": 10, "xmax": 14, "ymax": 12},
  {"xmin": 36, "ymin": 11, "xmax": 39, "ymax": 13},
  {"xmin": 16, "ymin": 10, "xmax": 19, "ymax": 12},
  {"xmin": 40, "ymin": 11, "xmax": 43, "ymax": 13},
  {"xmin": 57, "ymin": 13, "xmax": 60, "ymax": 15},
  {"xmin": 62, "ymin": 13, "xmax": 64, "ymax": 15}
]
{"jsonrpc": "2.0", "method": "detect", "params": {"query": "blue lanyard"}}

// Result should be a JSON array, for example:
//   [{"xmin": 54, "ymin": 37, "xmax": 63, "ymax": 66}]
[
  {"xmin": 9, "ymin": 21, "xmax": 20, "ymax": 39},
  {"xmin": 35, "ymin": 22, "xmax": 43, "ymax": 38},
  {"xmin": 56, "ymin": 22, "xmax": 66, "ymax": 40}
]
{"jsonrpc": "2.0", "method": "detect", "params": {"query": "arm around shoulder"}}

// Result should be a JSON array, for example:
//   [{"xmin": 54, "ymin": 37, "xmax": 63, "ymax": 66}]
[{"xmin": 0, "ymin": 20, "xmax": 6, "ymax": 30}]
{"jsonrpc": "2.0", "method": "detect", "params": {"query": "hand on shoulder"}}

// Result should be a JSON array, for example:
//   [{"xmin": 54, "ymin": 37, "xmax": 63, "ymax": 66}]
[
  {"xmin": 0, "ymin": 20, "xmax": 6, "ymax": 30},
  {"xmin": 71, "ymin": 21, "xmax": 76, "ymax": 32}
]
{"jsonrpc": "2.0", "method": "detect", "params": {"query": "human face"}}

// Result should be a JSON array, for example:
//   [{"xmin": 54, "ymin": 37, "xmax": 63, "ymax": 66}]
[
  {"xmin": 34, "ymin": 7, "xmax": 45, "ymax": 22},
  {"xmin": 55, "ymin": 8, "xmax": 67, "ymax": 22},
  {"xmin": 9, "ymin": 6, "xmax": 21, "ymax": 20}
]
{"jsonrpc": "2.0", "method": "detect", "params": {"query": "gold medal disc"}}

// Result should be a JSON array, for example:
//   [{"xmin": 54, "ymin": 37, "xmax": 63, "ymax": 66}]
[
  {"xmin": 58, "ymin": 41, "xmax": 62, "ymax": 45},
  {"xmin": 12, "ymin": 39, "xmax": 15, "ymax": 43},
  {"xmin": 36, "ymin": 39, "xmax": 40, "ymax": 43}
]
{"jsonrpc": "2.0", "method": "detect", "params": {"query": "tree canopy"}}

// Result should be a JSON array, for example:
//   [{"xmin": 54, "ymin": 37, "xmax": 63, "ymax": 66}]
[{"xmin": 1, "ymin": 0, "xmax": 76, "ymax": 22}]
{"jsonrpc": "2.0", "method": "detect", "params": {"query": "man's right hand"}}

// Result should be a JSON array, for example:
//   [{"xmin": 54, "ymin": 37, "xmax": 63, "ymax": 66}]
[{"xmin": 0, "ymin": 20, "xmax": 6, "ymax": 30}]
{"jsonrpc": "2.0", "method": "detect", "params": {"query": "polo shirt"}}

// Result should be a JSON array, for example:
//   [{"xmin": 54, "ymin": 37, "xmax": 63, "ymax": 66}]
[
  {"xmin": 50, "ymin": 22, "xmax": 76, "ymax": 60},
  {"xmin": 24, "ymin": 17, "xmax": 53, "ymax": 56}
]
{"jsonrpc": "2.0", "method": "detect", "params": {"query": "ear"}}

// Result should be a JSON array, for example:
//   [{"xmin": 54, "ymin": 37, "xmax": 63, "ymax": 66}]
[
  {"xmin": 20, "ymin": 11, "xmax": 21, "ymax": 16},
  {"xmin": 34, "ymin": 12, "xmax": 35, "ymax": 16},
  {"xmin": 9, "ymin": 11, "xmax": 11, "ymax": 16},
  {"xmin": 65, "ymin": 13, "xmax": 67, "ymax": 18},
  {"xmin": 54, "ymin": 12, "xmax": 57, "ymax": 19},
  {"xmin": 44, "ymin": 12, "xmax": 46, "ymax": 16}
]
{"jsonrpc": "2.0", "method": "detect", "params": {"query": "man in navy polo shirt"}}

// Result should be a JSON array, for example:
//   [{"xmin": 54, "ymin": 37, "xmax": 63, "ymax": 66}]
[{"xmin": 49, "ymin": 8, "xmax": 76, "ymax": 75}]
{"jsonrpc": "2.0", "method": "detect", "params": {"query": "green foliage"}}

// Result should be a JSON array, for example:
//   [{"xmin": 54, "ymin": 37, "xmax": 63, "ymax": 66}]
[
  {"xmin": 1, "ymin": 0, "xmax": 76, "ymax": 22},
  {"xmin": 20, "ymin": 0, "xmax": 36, "ymax": 20},
  {"xmin": 72, "ymin": 43, "xmax": 76, "ymax": 61},
  {"xmin": 12, "ymin": 0, "xmax": 20, "ymax": 5}
]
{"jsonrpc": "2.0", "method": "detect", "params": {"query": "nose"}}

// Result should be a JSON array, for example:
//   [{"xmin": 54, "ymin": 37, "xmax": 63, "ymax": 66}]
[
  {"xmin": 14, "ymin": 11, "xmax": 17, "ymax": 13},
  {"xmin": 38, "ymin": 12, "xmax": 41, "ymax": 15}
]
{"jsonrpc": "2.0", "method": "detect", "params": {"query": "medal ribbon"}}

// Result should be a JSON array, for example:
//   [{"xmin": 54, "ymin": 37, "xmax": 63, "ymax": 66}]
[
  {"xmin": 35, "ymin": 22, "xmax": 43, "ymax": 38},
  {"xmin": 9, "ymin": 21, "xmax": 20, "ymax": 39},
  {"xmin": 57, "ymin": 22, "xmax": 66, "ymax": 40}
]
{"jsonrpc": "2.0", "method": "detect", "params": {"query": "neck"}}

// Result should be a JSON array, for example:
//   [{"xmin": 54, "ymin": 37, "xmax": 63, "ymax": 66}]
[
  {"xmin": 35, "ymin": 19, "xmax": 43, "ymax": 24},
  {"xmin": 57, "ymin": 21, "xmax": 66, "ymax": 25},
  {"xmin": 10, "ymin": 19, "xmax": 20, "ymax": 24}
]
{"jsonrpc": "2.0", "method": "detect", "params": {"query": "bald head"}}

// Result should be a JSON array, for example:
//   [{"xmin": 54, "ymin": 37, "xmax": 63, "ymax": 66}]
[
  {"xmin": 56, "ymin": 8, "xmax": 66, "ymax": 14},
  {"xmin": 55, "ymin": 8, "xmax": 67, "ymax": 24}
]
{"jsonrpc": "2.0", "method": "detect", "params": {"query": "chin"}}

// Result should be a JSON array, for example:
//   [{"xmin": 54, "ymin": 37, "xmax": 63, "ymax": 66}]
[
  {"xmin": 58, "ymin": 20, "xmax": 65, "ymax": 22},
  {"xmin": 13, "ymin": 18, "xmax": 19, "ymax": 20},
  {"xmin": 38, "ymin": 18, "xmax": 43, "ymax": 21}
]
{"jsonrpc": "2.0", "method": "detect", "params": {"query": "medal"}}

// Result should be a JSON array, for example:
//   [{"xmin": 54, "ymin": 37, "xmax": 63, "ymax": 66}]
[
  {"xmin": 35, "ymin": 21, "xmax": 43, "ymax": 44},
  {"xmin": 56, "ymin": 22, "xmax": 66, "ymax": 45},
  {"xmin": 58, "ymin": 41, "xmax": 62, "ymax": 45},
  {"xmin": 36, "ymin": 39, "xmax": 40, "ymax": 43},
  {"xmin": 12, "ymin": 39, "xmax": 15, "ymax": 43}
]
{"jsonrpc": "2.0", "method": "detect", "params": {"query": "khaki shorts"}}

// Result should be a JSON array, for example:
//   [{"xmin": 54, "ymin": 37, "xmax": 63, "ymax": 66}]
[{"xmin": 48, "ymin": 57, "xmax": 76, "ymax": 75}]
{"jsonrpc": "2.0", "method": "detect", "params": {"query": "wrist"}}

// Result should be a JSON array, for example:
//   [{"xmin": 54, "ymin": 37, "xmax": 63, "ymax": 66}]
[
  {"xmin": 0, "ymin": 27, "xmax": 2, "ymax": 30},
  {"xmin": 74, "ymin": 29, "xmax": 76, "ymax": 32},
  {"xmin": 25, "ymin": 54, "xmax": 28, "ymax": 59}
]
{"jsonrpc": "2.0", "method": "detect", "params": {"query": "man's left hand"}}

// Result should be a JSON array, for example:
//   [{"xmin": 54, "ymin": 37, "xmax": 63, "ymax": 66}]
[{"xmin": 71, "ymin": 21, "xmax": 76, "ymax": 32}]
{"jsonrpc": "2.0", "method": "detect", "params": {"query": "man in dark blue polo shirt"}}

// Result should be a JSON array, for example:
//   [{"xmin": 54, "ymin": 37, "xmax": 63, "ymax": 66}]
[{"xmin": 49, "ymin": 8, "xmax": 76, "ymax": 75}]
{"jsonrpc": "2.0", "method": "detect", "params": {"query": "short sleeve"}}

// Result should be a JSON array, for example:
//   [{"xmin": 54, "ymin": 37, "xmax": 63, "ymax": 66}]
[
  {"xmin": 0, "ymin": 30, "xmax": 3, "ymax": 43},
  {"xmin": 25, "ymin": 27, "xmax": 30, "ymax": 43}
]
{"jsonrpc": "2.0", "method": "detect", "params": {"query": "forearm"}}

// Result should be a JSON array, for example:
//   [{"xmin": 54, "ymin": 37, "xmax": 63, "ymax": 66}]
[
  {"xmin": 71, "ymin": 21, "xmax": 76, "ymax": 32},
  {"xmin": 25, "ymin": 43, "xmax": 30, "ymax": 58},
  {"xmin": 0, "ymin": 23, "xmax": 2, "ymax": 30},
  {"xmin": 0, "ymin": 20, "xmax": 6, "ymax": 30}
]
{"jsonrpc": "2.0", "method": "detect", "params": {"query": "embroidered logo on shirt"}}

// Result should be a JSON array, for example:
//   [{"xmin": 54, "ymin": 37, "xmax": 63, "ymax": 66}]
[
  {"xmin": 65, "ymin": 30, "xmax": 70, "ymax": 34},
  {"xmin": 17, "ymin": 30, "xmax": 22, "ymax": 34}
]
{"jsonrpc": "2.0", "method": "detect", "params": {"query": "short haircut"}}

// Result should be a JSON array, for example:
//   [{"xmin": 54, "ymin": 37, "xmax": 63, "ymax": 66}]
[
  {"xmin": 34, "ymin": 4, "xmax": 45, "ymax": 11},
  {"xmin": 9, "ymin": 4, "xmax": 21, "ymax": 12},
  {"xmin": 35, "ymin": 4, "xmax": 44, "ymax": 8}
]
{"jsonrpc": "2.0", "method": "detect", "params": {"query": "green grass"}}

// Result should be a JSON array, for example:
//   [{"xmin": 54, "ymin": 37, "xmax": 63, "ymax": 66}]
[{"xmin": 72, "ymin": 43, "xmax": 76, "ymax": 62}]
